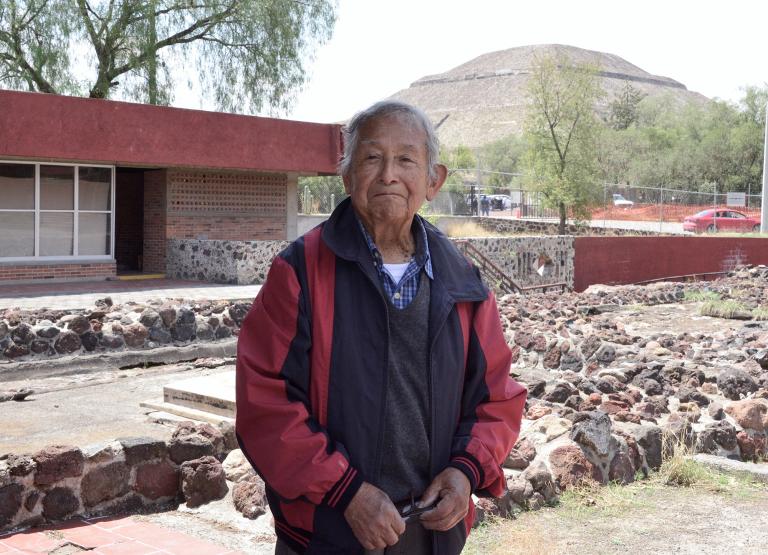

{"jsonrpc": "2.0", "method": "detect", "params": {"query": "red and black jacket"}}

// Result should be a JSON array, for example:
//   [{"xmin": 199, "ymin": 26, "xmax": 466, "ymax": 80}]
[{"xmin": 236, "ymin": 198, "xmax": 527, "ymax": 554}]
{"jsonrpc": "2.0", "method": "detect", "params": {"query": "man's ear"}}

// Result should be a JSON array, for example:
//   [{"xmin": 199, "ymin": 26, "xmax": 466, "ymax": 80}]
[
  {"xmin": 342, "ymin": 173, "xmax": 352, "ymax": 195},
  {"xmin": 426, "ymin": 164, "xmax": 448, "ymax": 201}
]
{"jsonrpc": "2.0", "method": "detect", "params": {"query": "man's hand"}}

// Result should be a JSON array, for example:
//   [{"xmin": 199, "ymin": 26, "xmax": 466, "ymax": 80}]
[
  {"xmin": 344, "ymin": 482, "xmax": 405, "ymax": 550},
  {"xmin": 418, "ymin": 467, "xmax": 471, "ymax": 531}
]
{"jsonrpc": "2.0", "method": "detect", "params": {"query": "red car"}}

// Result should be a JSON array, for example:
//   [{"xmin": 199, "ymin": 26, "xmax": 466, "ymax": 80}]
[{"xmin": 683, "ymin": 208, "xmax": 761, "ymax": 233}]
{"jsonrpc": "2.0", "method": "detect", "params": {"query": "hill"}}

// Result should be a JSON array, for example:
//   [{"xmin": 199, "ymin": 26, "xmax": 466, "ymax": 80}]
[{"xmin": 388, "ymin": 44, "xmax": 709, "ymax": 148}]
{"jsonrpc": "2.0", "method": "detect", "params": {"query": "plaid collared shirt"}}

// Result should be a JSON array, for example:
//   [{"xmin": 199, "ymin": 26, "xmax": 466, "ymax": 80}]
[{"xmin": 357, "ymin": 216, "xmax": 433, "ymax": 310}]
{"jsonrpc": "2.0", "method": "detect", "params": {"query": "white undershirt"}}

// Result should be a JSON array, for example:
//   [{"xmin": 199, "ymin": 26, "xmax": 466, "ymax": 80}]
[{"xmin": 383, "ymin": 262, "xmax": 410, "ymax": 285}]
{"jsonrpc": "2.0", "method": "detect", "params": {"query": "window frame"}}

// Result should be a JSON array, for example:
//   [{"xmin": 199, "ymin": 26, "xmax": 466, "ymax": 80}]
[{"xmin": 0, "ymin": 160, "xmax": 115, "ymax": 262}]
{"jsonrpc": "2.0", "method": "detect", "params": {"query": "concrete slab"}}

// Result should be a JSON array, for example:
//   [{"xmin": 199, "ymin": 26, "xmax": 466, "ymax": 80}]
[
  {"xmin": 0, "ymin": 279, "xmax": 261, "ymax": 310},
  {"xmin": 162, "ymin": 371, "xmax": 236, "ymax": 417}
]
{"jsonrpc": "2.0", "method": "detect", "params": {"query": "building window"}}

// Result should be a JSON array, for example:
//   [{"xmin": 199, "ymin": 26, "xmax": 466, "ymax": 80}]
[{"xmin": 0, "ymin": 161, "xmax": 114, "ymax": 260}]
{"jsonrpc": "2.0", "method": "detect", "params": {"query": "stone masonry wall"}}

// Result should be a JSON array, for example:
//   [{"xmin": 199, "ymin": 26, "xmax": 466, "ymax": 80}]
[
  {"xmin": 0, "ymin": 422, "xmax": 236, "ymax": 533},
  {"xmin": 470, "ymin": 217, "xmax": 665, "ymax": 237},
  {"xmin": 0, "ymin": 298, "xmax": 251, "ymax": 363},
  {"xmin": 466, "ymin": 236, "xmax": 575, "ymax": 289},
  {"xmin": 166, "ymin": 236, "xmax": 574, "ymax": 289},
  {"xmin": 166, "ymin": 240, "xmax": 289, "ymax": 285}
]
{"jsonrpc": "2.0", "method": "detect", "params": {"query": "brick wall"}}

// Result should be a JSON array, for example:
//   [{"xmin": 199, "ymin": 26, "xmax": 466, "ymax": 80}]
[
  {"xmin": 143, "ymin": 170, "xmax": 168, "ymax": 273},
  {"xmin": 0, "ymin": 262, "xmax": 115, "ymax": 282}
]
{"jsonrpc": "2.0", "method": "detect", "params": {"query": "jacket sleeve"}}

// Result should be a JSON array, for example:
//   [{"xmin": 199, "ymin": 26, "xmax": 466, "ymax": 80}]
[
  {"xmin": 235, "ymin": 255, "xmax": 363, "ymax": 512},
  {"xmin": 448, "ymin": 291, "xmax": 527, "ymax": 497}
]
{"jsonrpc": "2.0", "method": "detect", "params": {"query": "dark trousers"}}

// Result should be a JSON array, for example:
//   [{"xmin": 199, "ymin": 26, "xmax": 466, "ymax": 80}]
[{"xmin": 274, "ymin": 520, "xmax": 432, "ymax": 554}]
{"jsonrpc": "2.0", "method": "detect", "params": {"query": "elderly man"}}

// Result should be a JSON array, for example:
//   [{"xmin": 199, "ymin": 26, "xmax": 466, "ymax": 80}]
[{"xmin": 236, "ymin": 101, "xmax": 526, "ymax": 555}]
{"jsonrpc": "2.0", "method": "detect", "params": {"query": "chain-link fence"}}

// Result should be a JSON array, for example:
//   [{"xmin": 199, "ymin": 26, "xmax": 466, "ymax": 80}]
[{"xmin": 297, "ymin": 177, "xmax": 763, "ymax": 233}]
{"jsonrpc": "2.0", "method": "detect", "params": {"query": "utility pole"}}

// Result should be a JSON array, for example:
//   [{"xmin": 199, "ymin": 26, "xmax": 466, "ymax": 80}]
[{"xmin": 762, "ymin": 101, "xmax": 768, "ymax": 233}]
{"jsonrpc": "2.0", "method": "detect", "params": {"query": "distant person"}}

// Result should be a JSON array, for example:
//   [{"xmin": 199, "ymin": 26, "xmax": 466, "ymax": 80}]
[
  {"xmin": 470, "ymin": 196, "xmax": 478, "ymax": 216},
  {"xmin": 236, "ymin": 100, "xmax": 526, "ymax": 554},
  {"xmin": 480, "ymin": 195, "xmax": 490, "ymax": 217}
]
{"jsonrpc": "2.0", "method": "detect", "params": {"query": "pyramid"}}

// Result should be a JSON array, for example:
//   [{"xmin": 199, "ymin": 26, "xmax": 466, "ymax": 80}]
[{"xmin": 388, "ymin": 44, "xmax": 708, "ymax": 148}]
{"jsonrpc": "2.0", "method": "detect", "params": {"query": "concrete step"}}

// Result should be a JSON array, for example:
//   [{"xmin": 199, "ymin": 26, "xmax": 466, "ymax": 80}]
[
  {"xmin": 161, "ymin": 371, "xmax": 236, "ymax": 418},
  {"xmin": 140, "ymin": 400, "xmax": 234, "ymax": 426}
]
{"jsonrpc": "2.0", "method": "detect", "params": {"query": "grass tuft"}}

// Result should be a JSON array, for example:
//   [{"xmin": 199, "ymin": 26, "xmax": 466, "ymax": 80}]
[
  {"xmin": 683, "ymin": 290, "xmax": 720, "ymax": 302},
  {"xmin": 752, "ymin": 306, "xmax": 768, "ymax": 321},
  {"xmin": 699, "ymin": 299, "xmax": 749, "ymax": 319}
]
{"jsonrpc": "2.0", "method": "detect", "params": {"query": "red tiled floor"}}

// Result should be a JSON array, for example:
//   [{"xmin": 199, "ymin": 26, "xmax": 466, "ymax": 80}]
[
  {"xmin": 1, "ymin": 517, "xmax": 240, "ymax": 555},
  {"xmin": 87, "ymin": 516, "xmax": 138, "ymax": 531},
  {"xmin": 59, "ymin": 525, "xmax": 127, "ymax": 549},
  {"xmin": 91, "ymin": 541, "xmax": 160, "ymax": 555},
  {"xmin": 0, "ymin": 529, "xmax": 64, "ymax": 553}
]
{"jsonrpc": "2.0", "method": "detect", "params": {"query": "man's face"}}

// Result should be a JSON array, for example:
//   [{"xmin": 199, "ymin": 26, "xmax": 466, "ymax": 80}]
[{"xmin": 343, "ymin": 113, "xmax": 446, "ymax": 227}]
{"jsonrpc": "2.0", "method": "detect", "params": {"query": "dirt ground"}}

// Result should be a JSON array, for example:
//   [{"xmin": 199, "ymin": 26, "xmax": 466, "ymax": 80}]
[
  {"xmin": 465, "ymin": 481, "xmax": 768, "ymax": 555},
  {"xmin": 3, "ymin": 300, "xmax": 768, "ymax": 554}
]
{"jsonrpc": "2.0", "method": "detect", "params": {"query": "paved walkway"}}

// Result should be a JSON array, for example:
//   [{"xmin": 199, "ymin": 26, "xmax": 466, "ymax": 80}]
[
  {"xmin": 0, "ymin": 279, "xmax": 262, "ymax": 310},
  {"xmin": 0, "ymin": 515, "xmax": 246, "ymax": 555}
]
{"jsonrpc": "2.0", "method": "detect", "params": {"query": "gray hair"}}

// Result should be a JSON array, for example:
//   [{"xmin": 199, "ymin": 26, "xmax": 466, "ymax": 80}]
[{"xmin": 339, "ymin": 100, "xmax": 440, "ymax": 181}]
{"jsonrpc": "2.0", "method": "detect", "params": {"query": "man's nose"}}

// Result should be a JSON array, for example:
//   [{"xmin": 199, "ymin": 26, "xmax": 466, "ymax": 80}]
[{"xmin": 377, "ymin": 157, "xmax": 398, "ymax": 184}]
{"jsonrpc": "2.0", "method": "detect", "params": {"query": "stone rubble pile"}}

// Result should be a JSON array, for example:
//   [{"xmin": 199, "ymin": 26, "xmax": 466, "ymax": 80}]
[
  {"xmin": 479, "ymin": 266, "xmax": 768, "ymax": 521},
  {"xmin": 0, "ymin": 297, "xmax": 254, "ymax": 362}
]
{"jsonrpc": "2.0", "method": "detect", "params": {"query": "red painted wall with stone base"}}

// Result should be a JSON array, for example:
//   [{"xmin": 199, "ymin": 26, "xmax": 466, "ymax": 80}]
[{"xmin": 574, "ymin": 236, "xmax": 768, "ymax": 291}]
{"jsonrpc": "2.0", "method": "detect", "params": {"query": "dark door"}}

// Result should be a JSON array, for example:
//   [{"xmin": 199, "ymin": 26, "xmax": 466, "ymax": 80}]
[{"xmin": 114, "ymin": 168, "xmax": 145, "ymax": 272}]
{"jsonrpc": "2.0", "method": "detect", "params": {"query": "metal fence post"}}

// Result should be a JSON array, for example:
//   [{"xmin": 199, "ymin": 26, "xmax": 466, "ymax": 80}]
[{"xmin": 659, "ymin": 185, "xmax": 664, "ymax": 233}]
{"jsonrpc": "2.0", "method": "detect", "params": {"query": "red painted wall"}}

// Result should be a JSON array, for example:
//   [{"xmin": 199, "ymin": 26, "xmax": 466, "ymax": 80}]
[
  {"xmin": 0, "ymin": 90, "xmax": 341, "ymax": 174},
  {"xmin": 574, "ymin": 236, "xmax": 768, "ymax": 291}
]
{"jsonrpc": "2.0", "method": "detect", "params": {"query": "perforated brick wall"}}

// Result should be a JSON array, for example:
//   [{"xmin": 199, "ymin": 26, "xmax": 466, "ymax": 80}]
[{"xmin": 164, "ymin": 170, "xmax": 287, "ymax": 241}]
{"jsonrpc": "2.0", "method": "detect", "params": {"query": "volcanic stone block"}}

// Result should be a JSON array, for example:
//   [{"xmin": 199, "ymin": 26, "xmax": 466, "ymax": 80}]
[
  {"xmin": 696, "ymin": 420, "xmax": 738, "ymax": 455},
  {"xmin": 80, "ymin": 331, "xmax": 99, "ymax": 352},
  {"xmin": 232, "ymin": 475, "xmax": 266, "ymax": 519},
  {"xmin": 54, "ymin": 331, "xmax": 81, "ymax": 354},
  {"xmin": 11, "ymin": 323, "xmax": 35, "ymax": 345},
  {"xmin": 7, "ymin": 454, "xmax": 36, "ymax": 476},
  {"xmin": 67, "ymin": 315, "xmax": 91, "ymax": 335},
  {"xmin": 0, "ymin": 484, "xmax": 23, "ymax": 528},
  {"xmin": 169, "ymin": 422, "xmax": 225, "ymax": 464},
  {"xmin": 717, "ymin": 368, "xmax": 758, "ymax": 400},
  {"xmin": 228, "ymin": 302, "xmax": 251, "ymax": 327},
  {"xmin": 81, "ymin": 462, "xmax": 130, "ymax": 507},
  {"xmin": 135, "ymin": 460, "xmax": 179, "ymax": 500},
  {"xmin": 33, "ymin": 445, "xmax": 85, "ymax": 486},
  {"xmin": 633, "ymin": 424, "xmax": 663, "ymax": 470},
  {"xmin": 214, "ymin": 325, "xmax": 232, "ymax": 339},
  {"xmin": 549, "ymin": 444, "xmax": 601, "ymax": 489},
  {"xmin": 42, "ymin": 487, "xmax": 79, "ymax": 520},
  {"xmin": 180, "ymin": 456, "xmax": 228, "ymax": 508},
  {"xmin": 123, "ymin": 324, "xmax": 149, "ymax": 348},
  {"xmin": 119, "ymin": 437, "xmax": 168, "ymax": 465},
  {"xmin": 3, "ymin": 343, "xmax": 30, "ymax": 358}
]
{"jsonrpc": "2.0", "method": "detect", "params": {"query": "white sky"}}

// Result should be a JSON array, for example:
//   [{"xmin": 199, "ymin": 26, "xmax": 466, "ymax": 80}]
[
  {"xmin": 283, "ymin": 0, "xmax": 767, "ymax": 123},
  {"xmin": 171, "ymin": 0, "xmax": 766, "ymax": 123}
]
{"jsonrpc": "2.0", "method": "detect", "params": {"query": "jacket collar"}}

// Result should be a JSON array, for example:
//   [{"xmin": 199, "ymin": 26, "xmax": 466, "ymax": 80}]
[{"xmin": 321, "ymin": 197, "xmax": 488, "ymax": 303}]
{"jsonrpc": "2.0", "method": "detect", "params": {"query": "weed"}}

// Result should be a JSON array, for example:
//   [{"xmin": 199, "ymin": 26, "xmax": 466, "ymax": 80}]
[
  {"xmin": 752, "ymin": 306, "xmax": 768, "ymax": 321},
  {"xmin": 444, "ymin": 221, "xmax": 504, "ymax": 238},
  {"xmin": 699, "ymin": 299, "xmax": 749, "ymax": 319},
  {"xmin": 683, "ymin": 290, "xmax": 720, "ymax": 302}
]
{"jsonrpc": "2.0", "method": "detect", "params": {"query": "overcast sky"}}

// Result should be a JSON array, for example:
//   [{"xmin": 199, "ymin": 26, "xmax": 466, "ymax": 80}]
[{"xmin": 276, "ymin": 0, "xmax": 766, "ymax": 123}]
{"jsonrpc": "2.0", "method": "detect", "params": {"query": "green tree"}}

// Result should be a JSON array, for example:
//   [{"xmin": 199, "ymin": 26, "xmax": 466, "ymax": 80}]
[
  {"xmin": 522, "ymin": 53, "xmax": 604, "ymax": 234},
  {"xmin": 607, "ymin": 82, "xmax": 646, "ymax": 130},
  {"xmin": 0, "ymin": 0, "xmax": 337, "ymax": 112},
  {"xmin": 298, "ymin": 175, "xmax": 344, "ymax": 214},
  {"xmin": 477, "ymin": 134, "xmax": 524, "ymax": 188}
]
